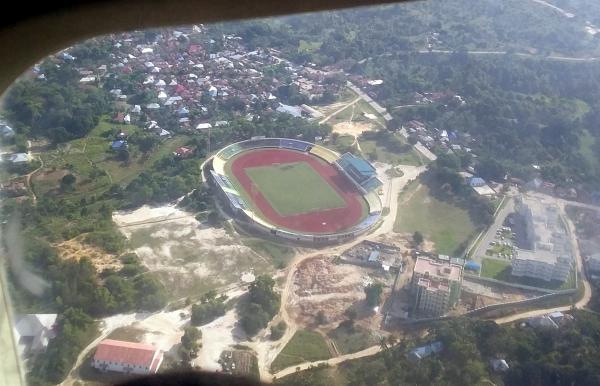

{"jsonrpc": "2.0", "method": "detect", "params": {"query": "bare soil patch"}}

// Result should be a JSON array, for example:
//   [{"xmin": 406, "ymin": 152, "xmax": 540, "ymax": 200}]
[
  {"xmin": 55, "ymin": 235, "xmax": 123, "ymax": 272},
  {"xmin": 332, "ymin": 121, "xmax": 375, "ymax": 137},
  {"xmin": 289, "ymin": 256, "xmax": 389, "ymax": 330}
]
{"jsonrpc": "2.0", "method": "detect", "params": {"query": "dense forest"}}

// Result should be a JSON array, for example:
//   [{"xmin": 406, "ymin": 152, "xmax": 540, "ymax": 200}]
[
  {"xmin": 279, "ymin": 311, "xmax": 600, "ymax": 386},
  {"xmin": 217, "ymin": 2, "xmax": 600, "ymax": 191},
  {"xmin": 4, "ymin": 63, "xmax": 109, "ymax": 143},
  {"xmin": 222, "ymin": 0, "xmax": 600, "ymax": 63}
]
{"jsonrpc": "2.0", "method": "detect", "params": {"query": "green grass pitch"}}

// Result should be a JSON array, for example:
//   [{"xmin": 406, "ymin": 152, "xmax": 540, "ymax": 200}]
[{"xmin": 245, "ymin": 162, "xmax": 346, "ymax": 216}]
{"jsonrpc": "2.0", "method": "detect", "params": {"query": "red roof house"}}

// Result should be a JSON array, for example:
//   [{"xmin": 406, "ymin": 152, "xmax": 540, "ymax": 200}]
[
  {"xmin": 92, "ymin": 339, "xmax": 163, "ymax": 375},
  {"xmin": 175, "ymin": 146, "xmax": 193, "ymax": 157}
]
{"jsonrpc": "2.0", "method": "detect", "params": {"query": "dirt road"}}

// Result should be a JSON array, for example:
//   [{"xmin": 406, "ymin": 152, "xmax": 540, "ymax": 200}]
[
  {"xmin": 25, "ymin": 155, "xmax": 43, "ymax": 204},
  {"xmin": 374, "ymin": 164, "xmax": 425, "ymax": 236},
  {"xmin": 272, "ymin": 344, "xmax": 382, "ymax": 379},
  {"xmin": 319, "ymin": 97, "xmax": 361, "ymax": 124},
  {"xmin": 252, "ymin": 162, "xmax": 427, "ymax": 381}
]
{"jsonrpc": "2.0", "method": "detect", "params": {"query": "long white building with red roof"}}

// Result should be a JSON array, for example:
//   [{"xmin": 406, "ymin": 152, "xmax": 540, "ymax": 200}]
[{"xmin": 92, "ymin": 339, "xmax": 163, "ymax": 375}]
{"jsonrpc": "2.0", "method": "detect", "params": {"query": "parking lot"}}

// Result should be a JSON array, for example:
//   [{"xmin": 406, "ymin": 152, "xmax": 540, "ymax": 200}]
[{"xmin": 484, "ymin": 226, "xmax": 516, "ymax": 261}]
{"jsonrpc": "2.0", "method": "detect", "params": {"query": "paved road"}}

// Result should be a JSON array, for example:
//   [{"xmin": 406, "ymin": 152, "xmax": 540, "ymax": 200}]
[{"xmin": 470, "ymin": 195, "xmax": 516, "ymax": 264}]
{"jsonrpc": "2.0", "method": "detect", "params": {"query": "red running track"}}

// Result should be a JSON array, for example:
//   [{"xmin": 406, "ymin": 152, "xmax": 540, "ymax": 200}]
[{"xmin": 230, "ymin": 148, "xmax": 365, "ymax": 234}]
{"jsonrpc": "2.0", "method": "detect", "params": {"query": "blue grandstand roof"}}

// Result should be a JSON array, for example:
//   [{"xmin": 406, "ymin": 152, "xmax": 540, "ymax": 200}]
[
  {"xmin": 339, "ymin": 153, "xmax": 376, "ymax": 175},
  {"xmin": 362, "ymin": 177, "xmax": 383, "ymax": 191}
]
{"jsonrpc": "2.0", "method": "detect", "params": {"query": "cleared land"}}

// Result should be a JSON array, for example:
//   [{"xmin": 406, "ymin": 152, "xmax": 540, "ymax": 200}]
[
  {"xmin": 393, "ymin": 183, "xmax": 477, "ymax": 255},
  {"xmin": 114, "ymin": 206, "xmax": 276, "ymax": 299},
  {"xmin": 245, "ymin": 162, "xmax": 346, "ymax": 216},
  {"xmin": 270, "ymin": 330, "xmax": 332, "ymax": 372}
]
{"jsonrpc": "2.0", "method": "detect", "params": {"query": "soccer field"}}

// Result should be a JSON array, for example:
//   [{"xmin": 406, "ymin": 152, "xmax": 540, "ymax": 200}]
[{"xmin": 245, "ymin": 162, "xmax": 346, "ymax": 216}]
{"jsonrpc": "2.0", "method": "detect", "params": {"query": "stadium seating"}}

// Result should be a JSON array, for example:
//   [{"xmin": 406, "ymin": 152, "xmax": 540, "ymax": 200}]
[
  {"xmin": 309, "ymin": 145, "xmax": 340, "ymax": 163},
  {"xmin": 211, "ymin": 138, "xmax": 382, "ymax": 243},
  {"xmin": 212, "ymin": 155, "xmax": 227, "ymax": 174},
  {"xmin": 335, "ymin": 152, "xmax": 383, "ymax": 192},
  {"xmin": 351, "ymin": 213, "xmax": 381, "ymax": 233},
  {"xmin": 225, "ymin": 192, "xmax": 247, "ymax": 210},
  {"xmin": 364, "ymin": 191, "xmax": 382, "ymax": 214},
  {"xmin": 280, "ymin": 138, "xmax": 311, "ymax": 152},
  {"xmin": 218, "ymin": 143, "xmax": 243, "ymax": 160}
]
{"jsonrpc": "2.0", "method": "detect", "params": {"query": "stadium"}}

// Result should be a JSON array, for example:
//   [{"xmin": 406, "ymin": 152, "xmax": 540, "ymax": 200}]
[{"xmin": 207, "ymin": 138, "xmax": 383, "ymax": 244}]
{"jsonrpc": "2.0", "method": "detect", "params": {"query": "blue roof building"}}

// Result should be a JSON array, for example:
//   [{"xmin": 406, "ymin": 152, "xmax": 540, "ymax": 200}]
[
  {"xmin": 408, "ymin": 341, "xmax": 444, "ymax": 362},
  {"xmin": 465, "ymin": 261, "xmax": 481, "ymax": 271},
  {"xmin": 111, "ymin": 140, "xmax": 128, "ymax": 151},
  {"xmin": 469, "ymin": 177, "xmax": 486, "ymax": 187},
  {"xmin": 335, "ymin": 153, "xmax": 382, "ymax": 193}
]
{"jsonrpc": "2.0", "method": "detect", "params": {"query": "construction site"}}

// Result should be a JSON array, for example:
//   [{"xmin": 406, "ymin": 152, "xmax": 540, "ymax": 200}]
[{"xmin": 288, "ymin": 255, "xmax": 393, "ymax": 330}]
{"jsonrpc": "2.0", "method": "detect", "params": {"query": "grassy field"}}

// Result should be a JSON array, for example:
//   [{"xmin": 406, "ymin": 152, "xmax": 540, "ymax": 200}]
[
  {"xmin": 106, "ymin": 326, "xmax": 145, "ymax": 342},
  {"xmin": 246, "ymin": 162, "xmax": 346, "ymax": 216},
  {"xmin": 328, "ymin": 325, "xmax": 379, "ymax": 355},
  {"xmin": 270, "ymin": 330, "xmax": 332, "ymax": 372},
  {"xmin": 241, "ymin": 237, "xmax": 296, "ymax": 268},
  {"xmin": 480, "ymin": 257, "xmax": 511, "ymax": 278},
  {"xmin": 393, "ymin": 184, "xmax": 477, "ymax": 255},
  {"xmin": 33, "ymin": 116, "xmax": 189, "ymax": 198},
  {"xmin": 354, "ymin": 100, "xmax": 386, "ymax": 127},
  {"xmin": 360, "ymin": 139, "xmax": 422, "ymax": 166}
]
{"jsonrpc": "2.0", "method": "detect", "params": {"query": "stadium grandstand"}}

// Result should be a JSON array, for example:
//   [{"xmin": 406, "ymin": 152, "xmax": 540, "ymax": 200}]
[
  {"xmin": 364, "ymin": 191, "xmax": 382, "ymax": 214},
  {"xmin": 335, "ymin": 152, "xmax": 383, "ymax": 193},
  {"xmin": 309, "ymin": 145, "xmax": 339, "ymax": 163},
  {"xmin": 206, "ymin": 138, "xmax": 382, "ymax": 245}
]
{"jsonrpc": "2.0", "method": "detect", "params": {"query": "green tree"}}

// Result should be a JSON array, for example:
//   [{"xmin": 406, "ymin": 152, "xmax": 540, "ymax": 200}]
[
  {"xmin": 364, "ymin": 283, "xmax": 383, "ymax": 307},
  {"xmin": 60, "ymin": 173, "xmax": 76, "ymax": 191},
  {"xmin": 413, "ymin": 231, "xmax": 424, "ymax": 246},
  {"xmin": 270, "ymin": 321, "xmax": 287, "ymax": 340},
  {"xmin": 180, "ymin": 325, "xmax": 202, "ymax": 362}
]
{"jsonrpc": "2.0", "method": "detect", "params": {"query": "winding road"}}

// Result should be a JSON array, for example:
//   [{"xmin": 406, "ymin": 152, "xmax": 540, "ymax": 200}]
[{"xmin": 268, "ymin": 192, "xmax": 595, "ymax": 380}]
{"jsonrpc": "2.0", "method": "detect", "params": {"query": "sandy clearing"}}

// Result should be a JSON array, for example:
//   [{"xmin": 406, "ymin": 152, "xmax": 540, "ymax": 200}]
[
  {"xmin": 134, "ymin": 310, "xmax": 189, "ymax": 353},
  {"xmin": 113, "ymin": 204, "xmax": 187, "ymax": 226},
  {"xmin": 332, "ymin": 121, "xmax": 375, "ymax": 137},
  {"xmin": 113, "ymin": 202, "xmax": 272, "ymax": 299},
  {"xmin": 194, "ymin": 309, "xmax": 247, "ymax": 371}
]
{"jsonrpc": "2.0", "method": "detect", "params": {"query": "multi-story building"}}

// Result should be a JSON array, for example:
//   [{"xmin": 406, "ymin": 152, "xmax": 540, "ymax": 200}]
[
  {"xmin": 511, "ymin": 196, "xmax": 572, "ymax": 282},
  {"xmin": 411, "ymin": 257, "xmax": 463, "ymax": 316}
]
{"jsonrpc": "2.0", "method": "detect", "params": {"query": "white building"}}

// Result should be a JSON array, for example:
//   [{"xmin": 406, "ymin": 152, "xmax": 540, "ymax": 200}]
[
  {"xmin": 412, "ymin": 258, "xmax": 463, "ymax": 316},
  {"xmin": 92, "ymin": 339, "xmax": 163, "ymax": 375},
  {"xmin": 588, "ymin": 253, "xmax": 600, "ymax": 273},
  {"xmin": 13, "ymin": 314, "xmax": 57, "ymax": 357},
  {"xmin": 511, "ymin": 196, "xmax": 572, "ymax": 282}
]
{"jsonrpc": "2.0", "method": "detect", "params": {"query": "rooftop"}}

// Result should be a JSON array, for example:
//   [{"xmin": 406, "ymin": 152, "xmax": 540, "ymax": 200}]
[
  {"xmin": 414, "ymin": 257, "xmax": 462, "ymax": 282},
  {"xmin": 417, "ymin": 277, "xmax": 450, "ymax": 292},
  {"xmin": 516, "ymin": 196, "xmax": 572, "ymax": 264},
  {"xmin": 93, "ymin": 339, "xmax": 159, "ymax": 367}
]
